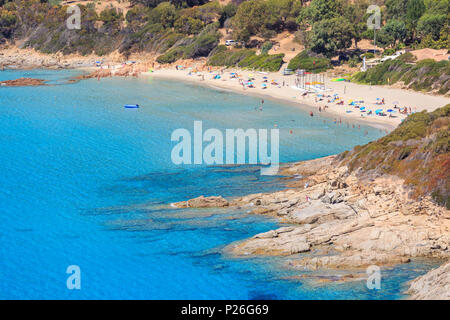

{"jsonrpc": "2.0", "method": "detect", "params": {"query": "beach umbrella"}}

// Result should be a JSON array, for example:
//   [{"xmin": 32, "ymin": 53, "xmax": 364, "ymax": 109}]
[
  {"xmin": 387, "ymin": 109, "xmax": 394, "ymax": 112},
  {"xmin": 360, "ymin": 107, "xmax": 366, "ymax": 110},
  {"xmin": 375, "ymin": 109, "xmax": 383, "ymax": 114}
]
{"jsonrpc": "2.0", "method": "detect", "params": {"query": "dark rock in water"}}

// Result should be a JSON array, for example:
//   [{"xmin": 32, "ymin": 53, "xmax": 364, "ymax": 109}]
[{"xmin": 248, "ymin": 292, "xmax": 278, "ymax": 300}]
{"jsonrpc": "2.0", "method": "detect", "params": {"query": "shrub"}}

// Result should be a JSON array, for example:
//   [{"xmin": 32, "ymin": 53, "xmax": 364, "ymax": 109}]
[
  {"xmin": 207, "ymin": 47, "xmax": 284, "ymax": 71},
  {"xmin": 287, "ymin": 51, "xmax": 332, "ymax": 73},
  {"xmin": 260, "ymin": 41, "xmax": 273, "ymax": 54}
]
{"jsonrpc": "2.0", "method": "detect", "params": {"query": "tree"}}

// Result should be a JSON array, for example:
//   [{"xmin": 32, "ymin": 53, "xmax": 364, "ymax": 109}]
[
  {"xmin": 385, "ymin": 0, "xmax": 409, "ymax": 20},
  {"xmin": 298, "ymin": 0, "xmax": 341, "ymax": 25},
  {"xmin": 342, "ymin": 0, "xmax": 370, "ymax": 48},
  {"xmin": 309, "ymin": 17, "xmax": 353, "ymax": 57},
  {"xmin": 417, "ymin": 13, "xmax": 447, "ymax": 40},
  {"xmin": 423, "ymin": 0, "xmax": 450, "ymax": 14},
  {"xmin": 150, "ymin": 2, "xmax": 177, "ymax": 28},
  {"xmin": 382, "ymin": 19, "xmax": 407, "ymax": 46},
  {"xmin": 0, "ymin": 10, "xmax": 16, "ymax": 38},
  {"xmin": 175, "ymin": 16, "xmax": 204, "ymax": 34},
  {"xmin": 219, "ymin": 3, "xmax": 237, "ymax": 27},
  {"xmin": 232, "ymin": 0, "xmax": 268, "ymax": 42},
  {"xmin": 407, "ymin": 0, "xmax": 426, "ymax": 24},
  {"xmin": 406, "ymin": 0, "xmax": 426, "ymax": 39}
]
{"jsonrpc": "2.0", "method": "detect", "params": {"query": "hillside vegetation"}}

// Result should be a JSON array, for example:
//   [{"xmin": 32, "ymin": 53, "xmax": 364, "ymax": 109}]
[
  {"xmin": 0, "ymin": 0, "xmax": 448, "ymax": 72},
  {"xmin": 207, "ymin": 45, "xmax": 285, "ymax": 71},
  {"xmin": 352, "ymin": 53, "xmax": 450, "ymax": 95},
  {"xmin": 340, "ymin": 104, "xmax": 450, "ymax": 208}
]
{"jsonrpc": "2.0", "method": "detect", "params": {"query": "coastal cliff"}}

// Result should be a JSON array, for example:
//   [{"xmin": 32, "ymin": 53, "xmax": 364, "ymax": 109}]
[{"xmin": 172, "ymin": 105, "xmax": 450, "ymax": 299}]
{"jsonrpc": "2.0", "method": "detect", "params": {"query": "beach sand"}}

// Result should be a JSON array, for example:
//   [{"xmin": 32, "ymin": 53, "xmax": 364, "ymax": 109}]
[{"xmin": 144, "ymin": 67, "xmax": 450, "ymax": 131}]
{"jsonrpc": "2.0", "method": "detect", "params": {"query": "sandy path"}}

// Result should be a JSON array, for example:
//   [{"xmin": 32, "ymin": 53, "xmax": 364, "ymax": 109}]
[{"xmin": 143, "ymin": 68, "xmax": 450, "ymax": 131}]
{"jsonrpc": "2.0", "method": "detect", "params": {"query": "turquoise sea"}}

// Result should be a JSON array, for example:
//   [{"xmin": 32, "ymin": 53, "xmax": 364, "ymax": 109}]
[{"xmin": 0, "ymin": 69, "xmax": 438, "ymax": 299}]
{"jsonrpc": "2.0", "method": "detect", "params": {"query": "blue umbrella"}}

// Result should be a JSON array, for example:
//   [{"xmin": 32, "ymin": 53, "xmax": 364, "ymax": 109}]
[
  {"xmin": 375, "ymin": 109, "xmax": 383, "ymax": 114},
  {"xmin": 387, "ymin": 109, "xmax": 394, "ymax": 112},
  {"xmin": 360, "ymin": 106, "xmax": 366, "ymax": 110}
]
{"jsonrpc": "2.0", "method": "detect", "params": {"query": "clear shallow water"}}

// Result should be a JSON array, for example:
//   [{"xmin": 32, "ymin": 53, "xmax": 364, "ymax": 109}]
[{"xmin": 0, "ymin": 69, "xmax": 436, "ymax": 299}]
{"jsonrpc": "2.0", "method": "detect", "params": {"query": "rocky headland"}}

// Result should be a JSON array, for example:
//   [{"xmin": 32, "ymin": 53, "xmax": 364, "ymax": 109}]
[{"xmin": 171, "ymin": 105, "xmax": 450, "ymax": 299}]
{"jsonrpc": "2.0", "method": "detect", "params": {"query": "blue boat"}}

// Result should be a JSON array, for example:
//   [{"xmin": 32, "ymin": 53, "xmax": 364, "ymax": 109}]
[{"xmin": 124, "ymin": 104, "xmax": 139, "ymax": 109}]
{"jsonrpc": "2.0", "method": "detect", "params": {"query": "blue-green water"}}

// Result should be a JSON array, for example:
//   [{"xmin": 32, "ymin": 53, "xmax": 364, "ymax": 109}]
[{"xmin": 0, "ymin": 69, "xmax": 436, "ymax": 299}]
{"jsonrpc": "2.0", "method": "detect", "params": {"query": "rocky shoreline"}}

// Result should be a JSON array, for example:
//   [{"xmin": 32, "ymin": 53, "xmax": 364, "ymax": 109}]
[
  {"xmin": 0, "ymin": 48, "xmax": 98, "ymax": 69},
  {"xmin": 171, "ymin": 156, "xmax": 450, "ymax": 299}
]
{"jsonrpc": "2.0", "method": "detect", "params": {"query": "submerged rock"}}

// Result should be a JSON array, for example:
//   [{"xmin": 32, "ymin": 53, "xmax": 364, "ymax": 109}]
[
  {"xmin": 0, "ymin": 77, "xmax": 46, "ymax": 87},
  {"xmin": 172, "ymin": 195, "xmax": 229, "ymax": 208}
]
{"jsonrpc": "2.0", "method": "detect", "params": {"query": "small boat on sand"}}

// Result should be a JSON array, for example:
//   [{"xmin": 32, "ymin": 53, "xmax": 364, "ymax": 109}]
[{"xmin": 124, "ymin": 104, "xmax": 139, "ymax": 109}]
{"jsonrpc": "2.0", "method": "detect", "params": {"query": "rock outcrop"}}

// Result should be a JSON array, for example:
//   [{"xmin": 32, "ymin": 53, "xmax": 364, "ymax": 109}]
[
  {"xmin": 173, "ymin": 156, "xmax": 449, "ymax": 272},
  {"xmin": 172, "ymin": 196, "xmax": 229, "ymax": 208},
  {"xmin": 407, "ymin": 261, "xmax": 450, "ymax": 300},
  {"xmin": 228, "ymin": 157, "xmax": 449, "ymax": 266},
  {"xmin": 0, "ymin": 77, "xmax": 46, "ymax": 87},
  {"xmin": 169, "ymin": 106, "xmax": 450, "ymax": 298}
]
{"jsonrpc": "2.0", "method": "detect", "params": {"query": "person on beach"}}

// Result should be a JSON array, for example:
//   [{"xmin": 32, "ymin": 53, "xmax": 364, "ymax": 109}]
[{"xmin": 310, "ymin": 111, "xmax": 314, "ymax": 117}]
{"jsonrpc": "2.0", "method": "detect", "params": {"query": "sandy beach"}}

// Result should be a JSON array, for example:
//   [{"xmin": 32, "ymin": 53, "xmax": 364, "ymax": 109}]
[
  {"xmin": 144, "ymin": 67, "xmax": 450, "ymax": 131},
  {"xmin": 2, "ymin": 45, "xmax": 448, "ymax": 132}
]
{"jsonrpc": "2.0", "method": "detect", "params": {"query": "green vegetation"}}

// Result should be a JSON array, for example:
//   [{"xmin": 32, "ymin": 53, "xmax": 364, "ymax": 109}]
[
  {"xmin": 352, "ymin": 58, "xmax": 450, "ymax": 94},
  {"xmin": 0, "ymin": 0, "xmax": 448, "ymax": 71},
  {"xmin": 157, "ymin": 23, "xmax": 220, "ymax": 63},
  {"xmin": 207, "ymin": 46, "xmax": 284, "ymax": 72},
  {"xmin": 341, "ymin": 104, "xmax": 450, "ymax": 208},
  {"xmin": 287, "ymin": 51, "xmax": 332, "ymax": 73}
]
